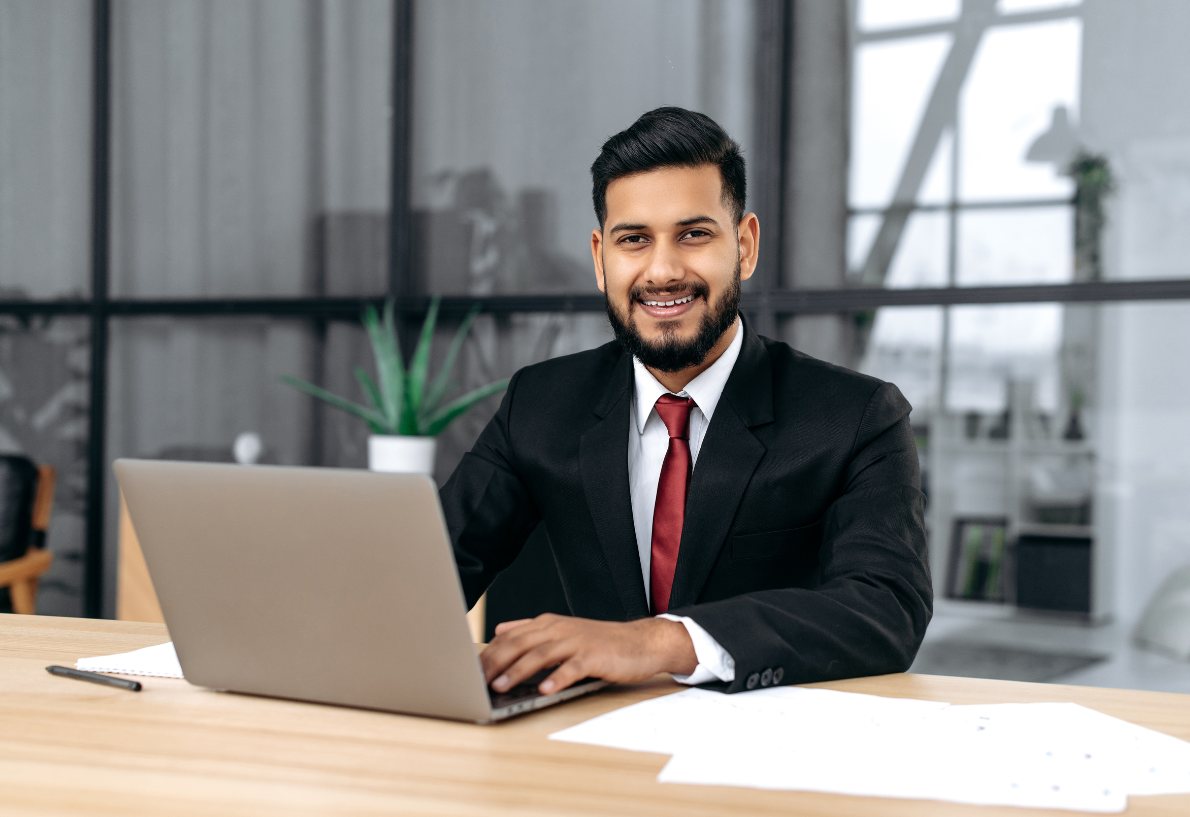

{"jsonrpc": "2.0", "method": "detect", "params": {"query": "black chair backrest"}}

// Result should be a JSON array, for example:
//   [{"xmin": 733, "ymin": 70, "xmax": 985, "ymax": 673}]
[{"xmin": 0, "ymin": 455, "xmax": 38, "ymax": 563}]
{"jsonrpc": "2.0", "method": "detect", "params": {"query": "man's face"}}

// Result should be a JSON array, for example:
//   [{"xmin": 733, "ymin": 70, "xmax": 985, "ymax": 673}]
[{"xmin": 591, "ymin": 164, "xmax": 759, "ymax": 373}]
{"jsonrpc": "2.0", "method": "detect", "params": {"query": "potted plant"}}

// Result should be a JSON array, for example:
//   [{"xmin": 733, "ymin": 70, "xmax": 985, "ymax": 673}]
[
  {"xmin": 282, "ymin": 298, "xmax": 508, "ymax": 474},
  {"xmin": 1067, "ymin": 151, "xmax": 1116, "ymax": 282}
]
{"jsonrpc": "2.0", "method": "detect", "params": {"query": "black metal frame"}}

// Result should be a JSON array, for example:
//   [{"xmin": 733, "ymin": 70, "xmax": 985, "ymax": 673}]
[
  {"xmin": 10, "ymin": 275, "xmax": 1190, "ymax": 323},
  {"xmin": 84, "ymin": 0, "xmax": 112, "ymax": 616},
  {"xmin": 2, "ymin": 0, "xmax": 1190, "ymax": 617}
]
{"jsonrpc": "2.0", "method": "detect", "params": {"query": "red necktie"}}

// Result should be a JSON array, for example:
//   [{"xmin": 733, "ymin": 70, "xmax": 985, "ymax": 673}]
[{"xmin": 650, "ymin": 394, "xmax": 694, "ymax": 614}]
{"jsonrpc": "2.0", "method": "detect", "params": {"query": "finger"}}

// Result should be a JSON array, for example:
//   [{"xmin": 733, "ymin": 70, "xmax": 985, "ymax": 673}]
[
  {"xmin": 538, "ymin": 656, "xmax": 591, "ymax": 695},
  {"xmin": 490, "ymin": 642, "xmax": 569, "ymax": 693},
  {"xmin": 492, "ymin": 618, "xmax": 533, "ymax": 636},
  {"xmin": 478, "ymin": 642, "xmax": 508, "ymax": 684},
  {"xmin": 480, "ymin": 637, "xmax": 535, "ymax": 683},
  {"xmin": 480, "ymin": 621, "xmax": 554, "ymax": 683}
]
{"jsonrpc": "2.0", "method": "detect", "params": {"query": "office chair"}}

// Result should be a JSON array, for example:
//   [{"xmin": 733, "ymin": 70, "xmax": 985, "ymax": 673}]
[{"xmin": 0, "ymin": 455, "xmax": 56, "ymax": 615}]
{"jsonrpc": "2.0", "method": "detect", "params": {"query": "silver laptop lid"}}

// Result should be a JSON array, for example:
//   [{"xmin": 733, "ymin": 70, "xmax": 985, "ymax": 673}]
[{"xmin": 114, "ymin": 459, "xmax": 495, "ymax": 722}]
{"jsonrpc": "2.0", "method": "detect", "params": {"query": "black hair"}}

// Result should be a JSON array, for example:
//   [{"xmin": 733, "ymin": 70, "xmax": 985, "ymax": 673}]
[{"xmin": 590, "ymin": 106, "xmax": 746, "ymax": 228}]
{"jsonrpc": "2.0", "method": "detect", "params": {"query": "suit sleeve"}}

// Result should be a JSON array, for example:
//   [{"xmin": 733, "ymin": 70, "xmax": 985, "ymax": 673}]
[
  {"xmin": 672, "ymin": 381, "xmax": 933, "ymax": 692},
  {"xmin": 439, "ymin": 370, "xmax": 541, "ymax": 610}
]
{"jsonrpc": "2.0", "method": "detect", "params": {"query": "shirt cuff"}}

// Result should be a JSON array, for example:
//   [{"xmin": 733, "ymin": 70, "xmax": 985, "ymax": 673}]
[{"xmin": 656, "ymin": 614, "xmax": 736, "ymax": 685}]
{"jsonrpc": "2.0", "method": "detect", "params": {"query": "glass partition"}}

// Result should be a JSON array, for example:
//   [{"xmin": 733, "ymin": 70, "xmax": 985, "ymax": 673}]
[
  {"xmin": 0, "ymin": 316, "xmax": 90, "ymax": 616},
  {"xmin": 109, "ymin": 0, "xmax": 393, "ymax": 297},
  {"xmin": 0, "ymin": 1, "xmax": 93, "ymax": 299},
  {"xmin": 410, "ymin": 0, "xmax": 762, "ymax": 295},
  {"xmin": 103, "ymin": 310, "xmax": 611, "ymax": 614}
]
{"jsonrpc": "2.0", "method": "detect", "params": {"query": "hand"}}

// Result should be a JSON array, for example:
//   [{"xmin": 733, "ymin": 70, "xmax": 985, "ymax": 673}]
[{"xmin": 481, "ymin": 614, "xmax": 698, "ymax": 695}]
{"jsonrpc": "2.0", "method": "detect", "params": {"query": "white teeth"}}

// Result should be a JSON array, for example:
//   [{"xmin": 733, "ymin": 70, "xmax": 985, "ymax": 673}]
[{"xmin": 643, "ymin": 294, "xmax": 695, "ymax": 308}]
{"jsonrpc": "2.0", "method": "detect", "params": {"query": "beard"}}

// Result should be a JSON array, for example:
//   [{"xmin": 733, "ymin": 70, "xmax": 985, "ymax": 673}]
[{"xmin": 604, "ymin": 261, "xmax": 742, "ymax": 373}]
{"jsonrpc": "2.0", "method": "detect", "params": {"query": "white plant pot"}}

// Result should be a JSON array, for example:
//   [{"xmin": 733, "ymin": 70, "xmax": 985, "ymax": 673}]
[{"xmin": 368, "ymin": 435, "xmax": 437, "ymax": 475}]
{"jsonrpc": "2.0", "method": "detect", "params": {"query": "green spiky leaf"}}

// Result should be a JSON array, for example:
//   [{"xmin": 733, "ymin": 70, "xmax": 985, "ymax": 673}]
[
  {"xmin": 280, "ymin": 374, "xmax": 389, "ymax": 429},
  {"xmin": 353, "ymin": 366, "xmax": 391, "ymax": 433},
  {"xmin": 424, "ymin": 305, "xmax": 479, "ymax": 414},
  {"xmin": 404, "ymin": 297, "xmax": 439, "ymax": 432},
  {"xmin": 363, "ymin": 302, "xmax": 404, "ymax": 429},
  {"xmin": 423, "ymin": 379, "xmax": 509, "ymax": 436}
]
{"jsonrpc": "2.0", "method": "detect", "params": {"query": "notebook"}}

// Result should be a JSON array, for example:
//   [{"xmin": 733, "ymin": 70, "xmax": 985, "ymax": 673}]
[
  {"xmin": 113, "ymin": 459, "xmax": 606, "ymax": 722},
  {"xmin": 77, "ymin": 641, "xmax": 182, "ymax": 678}
]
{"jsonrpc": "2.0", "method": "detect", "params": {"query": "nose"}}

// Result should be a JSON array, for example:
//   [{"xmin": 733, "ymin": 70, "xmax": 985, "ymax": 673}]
[{"xmin": 644, "ymin": 240, "xmax": 684, "ymax": 288}]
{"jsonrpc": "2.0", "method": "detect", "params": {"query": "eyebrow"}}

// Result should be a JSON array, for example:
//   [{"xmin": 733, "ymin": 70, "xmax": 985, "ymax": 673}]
[{"xmin": 608, "ymin": 215, "xmax": 721, "ymax": 235}]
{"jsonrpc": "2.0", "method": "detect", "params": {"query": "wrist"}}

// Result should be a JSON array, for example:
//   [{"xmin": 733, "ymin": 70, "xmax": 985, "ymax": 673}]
[{"xmin": 647, "ymin": 617, "xmax": 698, "ymax": 676}]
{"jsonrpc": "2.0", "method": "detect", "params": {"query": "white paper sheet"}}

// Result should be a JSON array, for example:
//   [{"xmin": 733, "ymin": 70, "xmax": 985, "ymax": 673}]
[
  {"xmin": 550, "ymin": 687, "xmax": 1190, "ymax": 812},
  {"xmin": 549, "ymin": 686, "xmax": 947, "ymax": 756},
  {"xmin": 76, "ymin": 641, "xmax": 183, "ymax": 678},
  {"xmin": 550, "ymin": 688, "xmax": 724, "ymax": 755},
  {"xmin": 973, "ymin": 702, "xmax": 1190, "ymax": 797},
  {"xmin": 657, "ymin": 738, "xmax": 1128, "ymax": 813}
]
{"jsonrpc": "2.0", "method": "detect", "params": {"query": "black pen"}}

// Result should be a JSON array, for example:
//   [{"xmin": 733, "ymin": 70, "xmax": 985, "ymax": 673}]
[{"xmin": 46, "ymin": 665, "xmax": 143, "ymax": 692}]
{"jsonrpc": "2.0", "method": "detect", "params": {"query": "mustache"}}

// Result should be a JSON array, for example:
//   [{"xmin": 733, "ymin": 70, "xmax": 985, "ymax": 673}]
[{"xmin": 630, "ymin": 282, "xmax": 710, "ymax": 301}]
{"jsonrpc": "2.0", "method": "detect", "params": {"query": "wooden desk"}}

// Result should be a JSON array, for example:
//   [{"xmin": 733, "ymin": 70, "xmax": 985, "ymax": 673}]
[{"xmin": 4, "ymin": 614, "xmax": 1189, "ymax": 817}]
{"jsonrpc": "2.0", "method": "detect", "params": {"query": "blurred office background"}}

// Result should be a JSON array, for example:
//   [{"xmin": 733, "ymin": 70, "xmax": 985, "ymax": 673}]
[{"xmin": 2, "ymin": 0, "xmax": 1188, "ymax": 690}]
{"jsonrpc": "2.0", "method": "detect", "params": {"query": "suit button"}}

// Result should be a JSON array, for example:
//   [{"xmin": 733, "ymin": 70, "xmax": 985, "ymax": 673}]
[
  {"xmin": 773, "ymin": 667, "xmax": 784, "ymax": 685},
  {"xmin": 760, "ymin": 668, "xmax": 773, "ymax": 687},
  {"xmin": 745, "ymin": 672, "xmax": 760, "ymax": 690}
]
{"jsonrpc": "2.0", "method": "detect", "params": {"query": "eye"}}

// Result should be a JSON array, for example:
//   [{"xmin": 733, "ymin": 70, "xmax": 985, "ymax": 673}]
[
  {"xmin": 681, "ymin": 228, "xmax": 712, "ymax": 241},
  {"xmin": 617, "ymin": 234, "xmax": 649, "ymax": 246}
]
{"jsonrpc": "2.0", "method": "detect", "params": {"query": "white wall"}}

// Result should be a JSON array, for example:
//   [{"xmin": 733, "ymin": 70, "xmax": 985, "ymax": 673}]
[{"xmin": 1083, "ymin": 0, "xmax": 1190, "ymax": 625}]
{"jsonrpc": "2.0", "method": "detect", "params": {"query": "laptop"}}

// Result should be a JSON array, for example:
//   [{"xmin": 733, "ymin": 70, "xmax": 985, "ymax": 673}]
[{"xmin": 113, "ymin": 458, "xmax": 606, "ymax": 723}]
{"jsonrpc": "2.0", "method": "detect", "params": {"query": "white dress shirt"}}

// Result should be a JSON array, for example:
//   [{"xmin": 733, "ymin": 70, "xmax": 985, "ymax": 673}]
[{"xmin": 628, "ymin": 318, "xmax": 743, "ymax": 685}]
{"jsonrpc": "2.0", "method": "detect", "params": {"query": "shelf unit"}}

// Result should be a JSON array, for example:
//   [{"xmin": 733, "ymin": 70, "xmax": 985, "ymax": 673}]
[{"xmin": 926, "ymin": 381, "xmax": 1101, "ymax": 619}]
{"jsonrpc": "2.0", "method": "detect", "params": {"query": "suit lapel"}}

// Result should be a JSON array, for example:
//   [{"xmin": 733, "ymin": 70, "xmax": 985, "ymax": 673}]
[
  {"xmin": 579, "ymin": 352, "xmax": 650, "ymax": 619},
  {"xmin": 668, "ymin": 328, "xmax": 772, "ymax": 609}
]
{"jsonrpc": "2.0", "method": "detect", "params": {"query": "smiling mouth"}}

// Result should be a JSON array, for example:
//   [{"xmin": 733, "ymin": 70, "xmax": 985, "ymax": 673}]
[
  {"xmin": 634, "ymin": 290, "xmax": 703, "ymax": 321},
  {"xmin": 640, "ymin": 294, "xmax": 696, "ymax": 308}
]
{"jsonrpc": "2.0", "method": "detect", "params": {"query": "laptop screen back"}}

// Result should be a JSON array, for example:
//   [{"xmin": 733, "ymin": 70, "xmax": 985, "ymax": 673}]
[{"xmin": 114, "ymin": 459, "xmax": 494, "ymax": 722}]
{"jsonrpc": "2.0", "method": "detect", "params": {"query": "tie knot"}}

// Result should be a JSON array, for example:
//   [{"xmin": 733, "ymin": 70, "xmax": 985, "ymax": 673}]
[{"xmin": 655, "ymin": 394, "xmax": 694, "ymax": 440}]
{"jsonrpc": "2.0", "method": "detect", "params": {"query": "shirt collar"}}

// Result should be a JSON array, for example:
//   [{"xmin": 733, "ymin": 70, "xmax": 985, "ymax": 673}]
[{"xmin": 631, "ymin": 317, "xmax": 744, "ymax": 434}]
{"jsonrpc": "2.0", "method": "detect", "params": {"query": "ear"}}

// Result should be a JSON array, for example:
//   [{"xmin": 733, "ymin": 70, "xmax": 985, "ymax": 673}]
[
  {"xmin": 591, "ymin": 228, "xmax": 607, "ymax": 293},
  {"xmin": 737, "ymin": 212, "xmax": 760, "ymax": 283}
]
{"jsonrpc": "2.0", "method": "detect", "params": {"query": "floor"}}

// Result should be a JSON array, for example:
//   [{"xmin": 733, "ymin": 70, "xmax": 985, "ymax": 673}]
[{"xmin": 920, "ymin": 600, "xmax": 1190, "ymax": 694}]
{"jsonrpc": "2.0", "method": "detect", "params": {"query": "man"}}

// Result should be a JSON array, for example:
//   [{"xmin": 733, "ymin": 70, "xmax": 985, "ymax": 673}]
[{"xmin": 440, "ymin": 106, "xmax": 931, "ymax": 696}]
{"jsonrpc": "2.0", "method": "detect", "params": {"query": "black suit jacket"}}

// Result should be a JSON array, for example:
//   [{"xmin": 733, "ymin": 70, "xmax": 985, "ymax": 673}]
[{"xmin": 440, "ymin": 325, "xmax": 932, "ymax": 693}]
